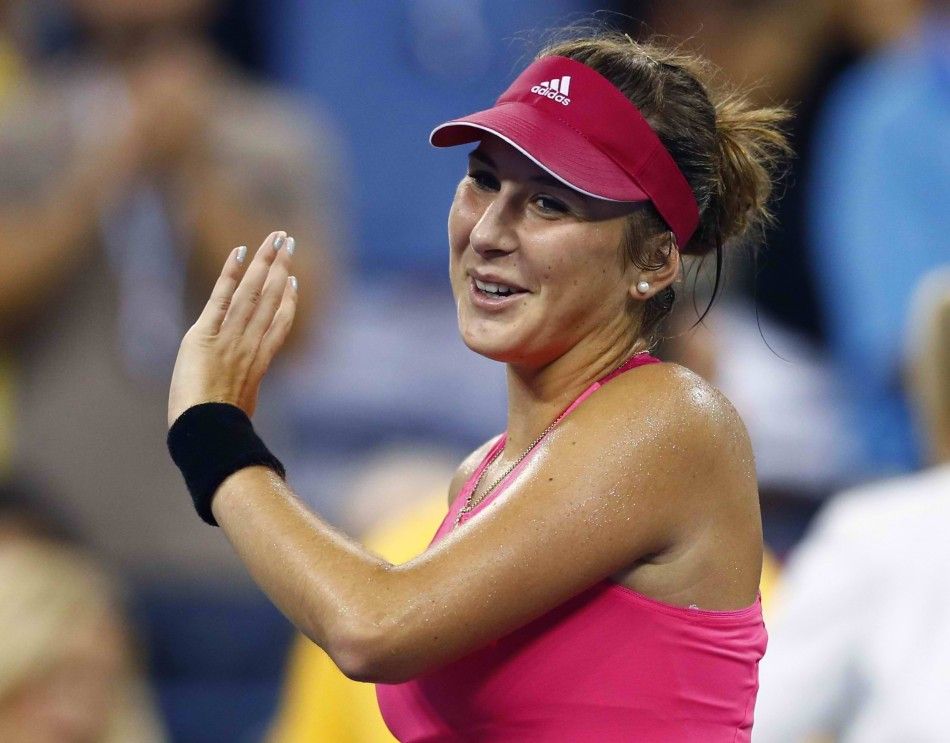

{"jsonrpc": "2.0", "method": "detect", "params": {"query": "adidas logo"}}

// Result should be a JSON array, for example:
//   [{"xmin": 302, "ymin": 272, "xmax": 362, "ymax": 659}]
[{"xmin": 530, "ymin": 76, "xmax": 572, "ymax": 106}]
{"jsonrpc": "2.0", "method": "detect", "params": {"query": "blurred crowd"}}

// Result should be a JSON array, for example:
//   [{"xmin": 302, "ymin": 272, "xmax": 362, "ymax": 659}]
[{"xmin": 0, "ymin": 0, "xmax": 946, "ymax": 741}]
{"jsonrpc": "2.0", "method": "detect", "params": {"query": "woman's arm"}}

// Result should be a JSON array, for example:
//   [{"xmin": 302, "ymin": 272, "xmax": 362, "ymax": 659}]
[{"xmin": 211, "ymin": 366, "xmax": 733, "ymax": 683}]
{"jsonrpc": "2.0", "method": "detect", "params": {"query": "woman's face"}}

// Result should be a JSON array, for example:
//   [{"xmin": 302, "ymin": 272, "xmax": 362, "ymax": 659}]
[{"xmin": 449, "ymin": 136, "xmax": 642, "ymax": 367}]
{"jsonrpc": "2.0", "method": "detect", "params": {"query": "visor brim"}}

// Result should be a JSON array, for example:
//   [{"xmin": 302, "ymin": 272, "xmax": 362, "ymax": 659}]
[{"xmin": 430, "ymin": 102, "xmax": 650, "ymax": 204}]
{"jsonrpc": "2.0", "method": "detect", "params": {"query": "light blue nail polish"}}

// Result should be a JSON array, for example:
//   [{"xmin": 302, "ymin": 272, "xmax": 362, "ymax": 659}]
[
  {"xmin": 286, "ymin": 236, "xmax": 296, "ymax": 256},
  {"xmin": 273, "ymin": 234, "xmax": 285, "ymax": 251},
  {"xmin": 236, "ymin": 245, "xmax": 247, "ymax": 263},
  {"xmin": 290, "ymin": 276, "xmax": 298, "ymax": 291}
]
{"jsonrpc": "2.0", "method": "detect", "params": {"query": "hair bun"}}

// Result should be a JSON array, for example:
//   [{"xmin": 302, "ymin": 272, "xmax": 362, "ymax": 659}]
[{"xmin": 696, "ymin": 93, "xmax": 792, "ymax": 252}]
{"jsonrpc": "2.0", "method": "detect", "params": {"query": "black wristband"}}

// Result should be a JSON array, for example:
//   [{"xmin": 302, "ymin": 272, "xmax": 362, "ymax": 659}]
[{"xmin": 166, "ymin": 402, "xmax": 286, "ymax": 526}]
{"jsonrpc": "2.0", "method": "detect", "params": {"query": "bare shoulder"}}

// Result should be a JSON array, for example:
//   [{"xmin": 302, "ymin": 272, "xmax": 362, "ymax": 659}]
[
  {"xmin": 446, "ymin": 437, "xmax": 500, "ymax": 508},
  {"xmin": 644, "ymin": 361, "xmax": 751, "ymax": 442},
  {"xmin": 550, "ymin": 361, "xmax": 760, "ymax": 607},
  {"xmin": 560, "ymin": 360, "xmax": 755, "ymax": 485},
  {"xmin": 579, "ymin": 359, "xmax": 746, "ymax": 425}
]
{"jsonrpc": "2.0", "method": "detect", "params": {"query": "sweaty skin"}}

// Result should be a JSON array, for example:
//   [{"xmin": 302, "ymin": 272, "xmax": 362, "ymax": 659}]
[{"xmin": 168, "ymin": 136, "xmax": 763, "ymax": 684}]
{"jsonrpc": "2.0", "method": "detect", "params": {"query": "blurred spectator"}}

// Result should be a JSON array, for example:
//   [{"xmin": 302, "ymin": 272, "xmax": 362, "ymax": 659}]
[
  {"xmin": 807, "ymin": 2, "xmax": 950, "ymax": 476},
  {"xmin": 754, "ymin": 267, "xmax": 950, "ymax": 741},
  {"xmin": 0, "ymin": 475, "xmax": 166, "ymax": 742},
  {"xmin": 0, "ymin": 0, "xmax": 340, "ymax": 585},
  {"xmin": 0, "ymin": 540, "xmax": 167, "ymax": 743}
]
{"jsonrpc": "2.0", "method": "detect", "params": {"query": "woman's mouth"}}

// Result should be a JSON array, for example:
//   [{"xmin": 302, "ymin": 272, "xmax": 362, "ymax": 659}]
[
  {"xmin": 474, "ymin": 277, "xmax": 520, "ymax": 296},
  {"xmin": 469, "ymin": 276, "xmax": 528, "ymax": 309}
]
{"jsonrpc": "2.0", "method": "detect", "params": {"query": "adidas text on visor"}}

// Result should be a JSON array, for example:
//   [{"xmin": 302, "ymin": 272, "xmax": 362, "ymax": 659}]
[{"xmin": 430, "ymin": 56, "xmax": 700, "ymax": 250}]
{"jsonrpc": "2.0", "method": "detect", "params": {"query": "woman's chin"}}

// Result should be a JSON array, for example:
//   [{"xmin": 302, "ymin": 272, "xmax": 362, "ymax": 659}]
[{"xmin": 459, "ymin": 327, "xmax": 525, "ymax": 364}]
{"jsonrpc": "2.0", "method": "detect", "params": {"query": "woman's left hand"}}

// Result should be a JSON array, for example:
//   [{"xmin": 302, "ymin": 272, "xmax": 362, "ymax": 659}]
[{"xmin": 167, "ymin": 230, "xmax": 298, "ymax": 428}]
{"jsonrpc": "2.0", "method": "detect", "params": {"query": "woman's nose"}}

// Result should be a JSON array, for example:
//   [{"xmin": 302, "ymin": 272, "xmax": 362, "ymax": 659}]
[{"xmin": 470, "ymin": 196, "xmax": 519, "ymax": 257}]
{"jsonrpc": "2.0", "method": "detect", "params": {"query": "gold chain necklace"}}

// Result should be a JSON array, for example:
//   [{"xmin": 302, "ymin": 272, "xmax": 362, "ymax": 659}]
[
  {"xmin": 453, "ymin": 417, "xmax": 561, "ymax": 528},
  {"xmin": 453, "ymin": 351, "xmax": 645, "ymax": 528}
]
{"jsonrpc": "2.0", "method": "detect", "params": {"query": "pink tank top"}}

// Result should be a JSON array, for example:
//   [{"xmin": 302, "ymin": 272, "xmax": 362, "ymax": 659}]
[{"xmin": 376, "ymin": 354, "xmax": 767, "ymax": 742}]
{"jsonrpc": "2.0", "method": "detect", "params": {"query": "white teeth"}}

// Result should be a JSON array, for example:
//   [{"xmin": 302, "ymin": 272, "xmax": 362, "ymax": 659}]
[{"xmin": 475, "ymin": 278, "xmax": 515, "ymax": 295}]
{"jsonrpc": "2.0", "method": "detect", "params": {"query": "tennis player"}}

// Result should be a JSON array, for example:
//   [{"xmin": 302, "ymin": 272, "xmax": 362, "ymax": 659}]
[{"xmin": 167, "ymin": 32, "xmax": 788, "ymax": 741}]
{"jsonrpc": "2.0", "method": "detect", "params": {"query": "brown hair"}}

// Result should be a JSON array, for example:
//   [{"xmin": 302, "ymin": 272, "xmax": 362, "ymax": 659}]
[{"xmin": 539, "ymin": 33, "xmax": 792, "ymax": 344}]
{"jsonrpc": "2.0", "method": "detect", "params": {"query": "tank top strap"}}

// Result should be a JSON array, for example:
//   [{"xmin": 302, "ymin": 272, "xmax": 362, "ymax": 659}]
[
  {"xmin": 436, "ymin": 353, "xmax": 660, "ymax": 536},
  {"xmin": 555, "ymin": 352, "xmax": 659, "ymax": 423}
]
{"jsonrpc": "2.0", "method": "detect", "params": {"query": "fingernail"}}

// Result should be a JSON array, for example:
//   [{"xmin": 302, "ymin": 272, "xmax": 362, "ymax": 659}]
[
  {"xmin": 286, "ymin": 236, "xmax": 296, "ymax": 256},
  {"xmin": 236, "ymin": 245, "xmax": 247, "ymax": 263},
  {"xmin": 273, "ymin": 234, "xmax": 285, "ymax": 251},
  {"xmin": 289, "ymin": 275, "xmax": 298, "ymax": 291}
]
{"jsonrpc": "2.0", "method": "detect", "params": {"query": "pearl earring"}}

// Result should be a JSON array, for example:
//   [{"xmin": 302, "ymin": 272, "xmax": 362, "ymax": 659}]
[{"xmin": 637, "ymin": 281, "xmax": 650, "ymax": 294}]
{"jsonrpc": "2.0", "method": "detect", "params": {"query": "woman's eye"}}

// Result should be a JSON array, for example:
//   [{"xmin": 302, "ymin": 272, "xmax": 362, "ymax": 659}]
[
  {"xmin": 468, "ymin": 170, "xmax": 499, "ymax": 191},
  {"xmin": 534, "ymin": 195, "xmax": 569, "ymax": 214}
]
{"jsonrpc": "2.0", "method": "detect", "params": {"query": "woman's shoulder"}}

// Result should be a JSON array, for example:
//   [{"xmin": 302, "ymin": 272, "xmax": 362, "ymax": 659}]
[
  {"xmin": 562, "ymin": 361, "xmax": 758, "ymax": 564},
  {"xmin": 569, "ymin": 360, "xmax": 751, "ymax": 460}
]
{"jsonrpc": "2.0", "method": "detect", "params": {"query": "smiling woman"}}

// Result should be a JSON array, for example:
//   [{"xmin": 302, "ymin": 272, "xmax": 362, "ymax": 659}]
[{"xmin": 165, "ymin": 28, "xmax": 790, "ymax": 743}]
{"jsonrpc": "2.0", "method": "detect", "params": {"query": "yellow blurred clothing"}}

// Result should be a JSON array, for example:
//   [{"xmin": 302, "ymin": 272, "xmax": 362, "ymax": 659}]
[
  {"xmin": 759, "ymin": 546, "xmax": 781, "ymax": 619},
  {"xmin": 268, "ymin": 493, "xmax": 782, "ymax": 743},
  {"xmin": 0, "ymin": 36, "xmax": 22, "ymax": 103},
  {"xmin": 268, "ymin": 495, "xmax": 447, "ymax": 743}
]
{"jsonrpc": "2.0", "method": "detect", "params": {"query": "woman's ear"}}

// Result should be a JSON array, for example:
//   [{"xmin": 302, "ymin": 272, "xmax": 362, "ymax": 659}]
[{"xmin": 628, "ymin": 232, "xmax": 681, "ymax": 300}]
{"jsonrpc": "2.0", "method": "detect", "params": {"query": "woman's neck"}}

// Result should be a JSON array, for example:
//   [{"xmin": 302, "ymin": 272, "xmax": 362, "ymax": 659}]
[{"xmin": 502, "ymin": 340, "xmax": 643, "ymax": 455}]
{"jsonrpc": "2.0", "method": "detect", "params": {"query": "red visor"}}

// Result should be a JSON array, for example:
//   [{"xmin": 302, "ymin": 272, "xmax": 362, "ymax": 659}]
[{"xmin": 430, "ymin": 56, "xmax": 700, "ymax": 250}]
